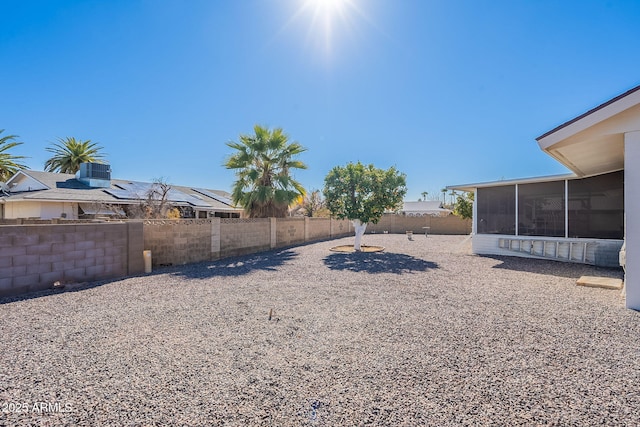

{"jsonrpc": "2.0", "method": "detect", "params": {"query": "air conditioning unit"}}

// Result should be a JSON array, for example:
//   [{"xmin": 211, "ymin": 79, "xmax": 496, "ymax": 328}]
[{"xmin": 78, "ymin": 162, "xmax": 111, "ymax": 188}]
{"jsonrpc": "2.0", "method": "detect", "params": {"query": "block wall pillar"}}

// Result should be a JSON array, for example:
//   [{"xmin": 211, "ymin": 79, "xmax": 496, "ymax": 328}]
[
  {"xmin": 270, "ymin": 217, "xmax": 277, "ymax": 249},
  {"xmin": 211, "ymin": 217, "xmax": 221, "ymax": 259}
]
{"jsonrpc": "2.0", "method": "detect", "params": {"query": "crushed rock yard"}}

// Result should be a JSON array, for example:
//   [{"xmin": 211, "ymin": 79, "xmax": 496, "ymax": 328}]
[{"xmin": 1, "ymin": 234, "xmax": 638, "ymax": 426}]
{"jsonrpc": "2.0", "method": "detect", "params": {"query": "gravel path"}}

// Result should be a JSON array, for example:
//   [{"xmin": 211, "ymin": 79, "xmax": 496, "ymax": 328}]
[{"xmin": 1, "ymin": 234, "xmax": 638, "ymax": 426}]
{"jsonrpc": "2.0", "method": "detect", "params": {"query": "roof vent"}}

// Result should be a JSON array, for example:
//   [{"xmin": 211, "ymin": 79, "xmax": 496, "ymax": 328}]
[{"xmin": 78, "ymin": 162, "xmax": 111, "ymax": 188}]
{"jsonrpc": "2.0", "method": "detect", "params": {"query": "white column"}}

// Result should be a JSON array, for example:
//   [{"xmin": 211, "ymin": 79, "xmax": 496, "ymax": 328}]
[{"xmin": 624, "ymin": 131, "xmax": 640, "ymax": 310}]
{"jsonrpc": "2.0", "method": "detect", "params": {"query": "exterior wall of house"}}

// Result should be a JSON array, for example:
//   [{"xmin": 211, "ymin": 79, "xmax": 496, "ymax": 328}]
[
  {"xmin": 471, "ymin": 233, "xmax": 623, "ymax": 267},
  {"xmin": 3, "ymin": 201, "xmax": 78, "ymax": 220},
  {"xmin": 4, "ymin": 201, "xmax": 43, "ymax": 219},
  {"xmin": 41, "ymin": 202, "xmax": 77, "ymax": 220},
  {"xmin": 0, "ymin": 222, "xmax": 144, "ymax": 297},
  {"xmin": 624, "ymin": 131, "xmax": 640, "ymax": 309}
]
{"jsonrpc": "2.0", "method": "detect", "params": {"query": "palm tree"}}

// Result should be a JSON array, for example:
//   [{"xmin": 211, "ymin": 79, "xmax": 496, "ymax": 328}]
[
  {"xmin": 441, "ymin": 188, "xmax": 447, "ymax": 203},
  {"xmin": 0, "ymin": 130, "xmax": 29, "ymax": 181},
  {"xmin": 225, "ymin": 125, "xmax": 307, "ymax": 218},
  {"xmin": 448, "ymin": 189, "xmax": 458, "ymax": 206},
  {"xmin": 44, "ymin": 137, "xmax": 106, "ymax": 174},
  {"xmin": 421, "ymin": 191, "xmax": 428, "ymax": 201}
]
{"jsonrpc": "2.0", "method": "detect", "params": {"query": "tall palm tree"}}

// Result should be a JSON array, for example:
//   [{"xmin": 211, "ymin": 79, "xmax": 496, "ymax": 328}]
[
  {"xmin": 0, "ymin": 129, "xmax": 29, "ymax": 181},
  {"xmin": 421, "ymin": 191, "xmax": 428, "ymax": 201},
  {"xmin": 225, "ymin": 125, "xmax": 307, "ymax": 218},
  {"xmin": 44, "ymin": 137, "xmax": 105, "ymax": 174},
  {"xmin": 448, "ymin": 189, "xmax": 458, "ymax": 206},
  {"xmin": 441, "ymin": 188, "xmax": 447, "ymax": 203}
]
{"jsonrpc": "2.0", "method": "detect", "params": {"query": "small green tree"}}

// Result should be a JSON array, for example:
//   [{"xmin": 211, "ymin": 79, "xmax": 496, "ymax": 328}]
[
  {"xmin": 453, "ymin": 191, "xmax": 474, "ymax": 220},
  {"xmin": 0, "ymin": 130, "xmax": 29, "ymax": 181},
  {"xmin": 225, "ymin": 125, "xmax": 307, "ymax": 218},
  {"xmin": 324, "ymin": 162, "xmax": 407, "ymax": 250},
  {"xmin": 44, "ymin": 137, "xmax": 106, "ymax": 174}
]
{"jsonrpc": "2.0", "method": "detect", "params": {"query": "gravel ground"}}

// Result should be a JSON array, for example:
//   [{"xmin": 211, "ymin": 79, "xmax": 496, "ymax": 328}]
[{"xmin": 1, "ymin": 234, "xmax": 638, "ymax": 426}]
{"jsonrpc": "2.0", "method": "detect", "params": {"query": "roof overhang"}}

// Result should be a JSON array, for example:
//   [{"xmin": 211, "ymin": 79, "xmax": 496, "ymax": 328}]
[
  {"xmin": 536, "ymin": 85, "xmax": 640, "ymax": 177},
  {"xmin": 448, "ymin": 173, "xmax": 576, "ymax": 192}
]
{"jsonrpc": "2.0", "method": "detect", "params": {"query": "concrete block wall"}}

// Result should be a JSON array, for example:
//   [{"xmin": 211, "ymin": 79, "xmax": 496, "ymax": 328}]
[
  {"xmin": 219, "ymin": 218, "xmax": 272, "ymax": 258},
  {"xmin": 142, "ymin": 217, "xmax": 352, "ymax": 267},
  {"xmin": 366, "ymin": 214, "xmax": 472, "ymax": 235},
  {"xmin": 143, "ymin": 219, "xmax": 212, "ymax": 266},
  {"xmin": 307, "ymin": 218, "xmax": 331, "ymax": 240},
  {"xmin": 0, "ymin": 222, "xmax": 144, "ymax": 298},
  {"xmin": 276, "ymin": 218, "xmax": 306, "ymax": 248}
]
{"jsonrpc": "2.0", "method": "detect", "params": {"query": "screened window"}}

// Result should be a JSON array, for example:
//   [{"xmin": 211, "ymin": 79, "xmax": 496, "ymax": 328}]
[
  {"xmin": 518, "ymin": 181, "xmax": 565, "ymax": 237},
  {"xmin": 477, "ymin": 186, "xmax": 515, "ymax": 235},
  {"xmin": 568, "ymin": 171, "xmax": 624, "ymax": 239}
]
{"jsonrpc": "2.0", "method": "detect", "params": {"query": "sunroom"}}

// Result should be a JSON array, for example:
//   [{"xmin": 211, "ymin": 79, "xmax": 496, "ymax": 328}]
[
  {"xmin": 448, "ymin": 83, "xmax": 640, "ymax": 310},
  {"xmin": 452, "ymin": 171, "xmax": 623, "ymax": 267}
]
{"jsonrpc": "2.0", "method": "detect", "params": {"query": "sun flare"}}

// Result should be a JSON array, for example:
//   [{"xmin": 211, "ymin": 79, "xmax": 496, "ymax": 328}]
[
  {"xmin": 297, "ymin": 0, "xmax": 359, "ymax": 59},
  {"xmin": 307, "ymin": 0, "xmax": 349, "ymax": 15}
]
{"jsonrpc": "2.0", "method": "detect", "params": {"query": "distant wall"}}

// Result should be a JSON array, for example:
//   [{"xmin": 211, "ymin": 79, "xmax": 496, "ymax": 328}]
[
  {"xmin": 143, "ymin": 217, "xmax": 353, "ymax": 267},
  {"xmin": 0, "ymin": 222, "xmax": 144, "ymax": 298},
  {"xmin": 366, "ymin": 214, "xmax": 472, "ymax": 235},
  {"xmin": 2, "ymin": 214, "xmax": 469, "ymax": 299}
]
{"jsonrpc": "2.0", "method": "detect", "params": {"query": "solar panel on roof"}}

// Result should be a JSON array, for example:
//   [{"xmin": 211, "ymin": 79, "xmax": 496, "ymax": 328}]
[
  {"xmin": 192, "ymin": 188, "xmax": 234, "ymax": 206},
  {"xmin": 105, "ymin": 182, "xmax": 210, "ymax": 207}
]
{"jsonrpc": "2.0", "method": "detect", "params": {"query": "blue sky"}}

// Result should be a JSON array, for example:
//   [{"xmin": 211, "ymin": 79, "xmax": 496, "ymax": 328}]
[{"xmin": 2, "ymin": 0, "xmax": 640, "ymax": 201}]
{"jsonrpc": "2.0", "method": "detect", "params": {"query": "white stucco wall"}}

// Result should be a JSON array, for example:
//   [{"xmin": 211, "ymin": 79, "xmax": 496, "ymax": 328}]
[
  {"xmin": 624, "ymin": 131, "xmax": 640, "ymax": 310},
  {"xmin": 3, "ymin": 201, "xmax": 78, "ymax": 220},
  {"xmin": 4, "ymin": 201, "xmax": 42, "ymax": 218},
  {"xmin": 40, "ymin": 202, "xmax": 77, "ymax": 219}
]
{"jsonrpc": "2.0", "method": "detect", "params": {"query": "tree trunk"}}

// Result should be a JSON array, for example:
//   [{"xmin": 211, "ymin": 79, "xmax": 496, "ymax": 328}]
[{"xmin": 352, "ymin": 219, "xmax": 368, "ymax": 251}]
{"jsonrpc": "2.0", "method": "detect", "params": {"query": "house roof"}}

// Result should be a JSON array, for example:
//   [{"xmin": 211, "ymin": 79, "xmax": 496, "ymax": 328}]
[
  {"xmin": 1, "ymin": 170, "xmax": 240, "ymax": 212},
  {"xmin": 401, "ymin": 200, "xmax": 451, "ymax": 215},
  {"xmin": 403, "ymin": 200, "xmax": 446, "ymax": 211},
  {"xmin": 447, "ymin": 173, "xmax": 577, "ymax": 192},
  {"xmin": 536, "ymin": 84, "xmax": 640, "ymax": 177}
]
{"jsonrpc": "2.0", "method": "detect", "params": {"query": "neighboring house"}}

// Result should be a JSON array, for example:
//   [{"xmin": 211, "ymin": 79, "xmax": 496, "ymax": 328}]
[
  {"xmin": 401, "ymin": 200, "xmax": 451, "ymax": 217},
  {"xmin": 448, "ymin": 84, "xmax": 640, "ymax": 310},
  {"xmin": 0, "ymin": 165, "xmax": 242, "ymax": 220}
]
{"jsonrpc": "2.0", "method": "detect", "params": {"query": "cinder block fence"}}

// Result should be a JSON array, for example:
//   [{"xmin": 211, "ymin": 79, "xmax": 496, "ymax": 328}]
[
  {"xmin": 0, "ymin": 222, "xmax": 144, "ymax": 297},
  {"xmin": 0, "ymin": 215, "xmax": 471, "ymax": 298},
  {"xmin": 143, "ymin": 217, "xmax": 353, "ymax": 266}
]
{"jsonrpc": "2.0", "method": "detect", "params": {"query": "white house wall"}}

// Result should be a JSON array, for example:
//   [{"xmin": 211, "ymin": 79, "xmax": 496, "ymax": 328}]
[
  {"xmin": 624, "ymin": 131, "xmax": 640, "ymax": 309},
  {"xmin": 4, "ymin": 201, "xmax": 78, "ymax": 220},
  {"xmin": 40, "ymin": 202, "xmax": 77, "ymax": 220}
]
